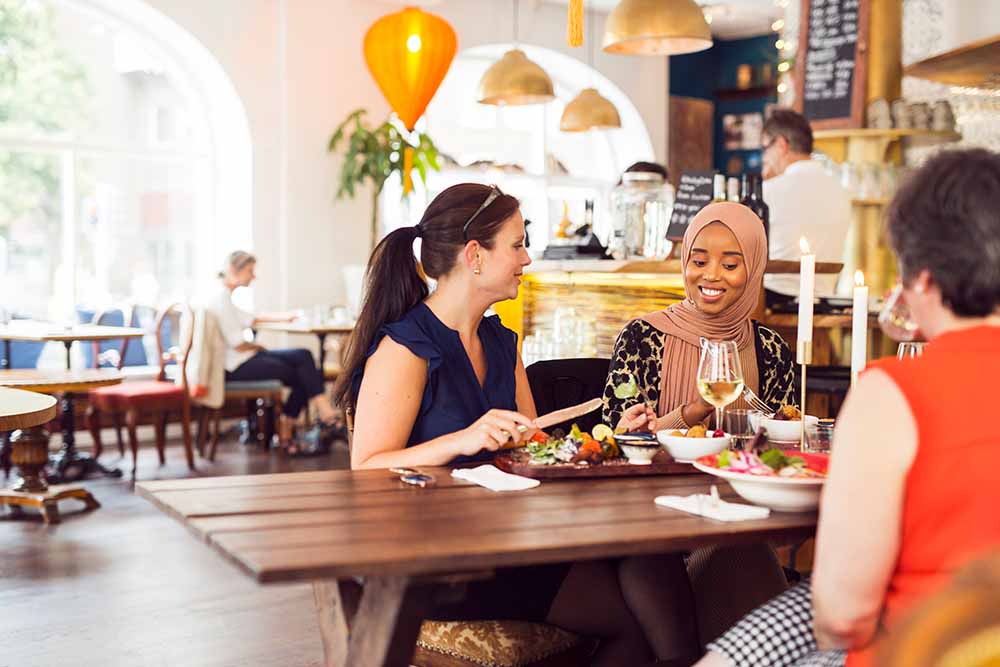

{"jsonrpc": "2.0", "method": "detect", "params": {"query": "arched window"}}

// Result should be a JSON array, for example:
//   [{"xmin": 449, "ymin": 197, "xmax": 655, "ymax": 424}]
[
  {"xmin": 0, "ymin": 0, "xmax": 251, "ymax": 321},
  {"xmin": 379, "ymin": 43, "xmax": 655, "ymax": 250}
]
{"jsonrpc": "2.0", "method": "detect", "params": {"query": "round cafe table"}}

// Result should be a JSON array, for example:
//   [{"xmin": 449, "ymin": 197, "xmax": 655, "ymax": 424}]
[{"xmin": 0, "ymin": 387, "xmax": 99, "ymax": 523}]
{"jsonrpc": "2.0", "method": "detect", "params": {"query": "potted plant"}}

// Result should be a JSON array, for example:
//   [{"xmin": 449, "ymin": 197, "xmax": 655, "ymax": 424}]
[{"xmin": 328, "ymin": 109, "xmax": 441, "ymax": 250}]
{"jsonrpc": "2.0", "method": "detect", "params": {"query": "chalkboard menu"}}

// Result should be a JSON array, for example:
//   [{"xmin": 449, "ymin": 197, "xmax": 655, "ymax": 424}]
[
  {"xmin": 667, "ymin": 171, "xmax": 715, "ymax": 241},
  {"xmin": 794, "ymin": 0, "xmax": 869, "ymax": 129}
]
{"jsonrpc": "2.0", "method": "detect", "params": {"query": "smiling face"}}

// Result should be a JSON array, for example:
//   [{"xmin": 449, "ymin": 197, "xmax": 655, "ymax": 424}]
[
  {"xmin": 685, "ymin": 222, "xmax": 749, "ymax": 315},
  {"xmin": 478, "ymin": 211, "xmax": 532, "ymax": 301}
]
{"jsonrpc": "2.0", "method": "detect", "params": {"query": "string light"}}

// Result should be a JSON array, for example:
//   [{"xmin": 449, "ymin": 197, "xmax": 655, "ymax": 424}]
[
  {"xmin": 778, "ymin": 61, "xmax": 790, "ymax": 73},
  {"xmin": 775, "ymin": 39, "xmax": 785, "ymax": 50},
  {"xmin": 771, "ymin": 19, "xmax": 785, "ymax": 31},
  {"xmin": 777, "ymin": 82, "xmax": 788, "ymax": 93}
]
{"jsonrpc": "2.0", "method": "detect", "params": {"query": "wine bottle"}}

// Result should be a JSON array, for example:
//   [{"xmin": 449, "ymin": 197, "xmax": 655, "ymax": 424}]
[
  {"xmin": 740, "ymin": 174, "xmax": 770, "ymax": 254},
  {"xmin": 712, "ymin": 174, "xmax": 727, "ymax": 202},
  {"xmin": 726, "ymin": 177, "xmax": 740, "ymax": 202}
]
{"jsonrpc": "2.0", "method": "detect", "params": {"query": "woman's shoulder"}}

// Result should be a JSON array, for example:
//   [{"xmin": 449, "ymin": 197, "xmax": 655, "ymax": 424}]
[{"xmin": 373, "ymin": 304, "xmax": 443, "ymax": 358}]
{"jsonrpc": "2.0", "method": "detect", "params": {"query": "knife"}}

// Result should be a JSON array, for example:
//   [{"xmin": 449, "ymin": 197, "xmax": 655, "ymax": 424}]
[{"xmin": 500, "ymin": 397, "xmax": 604, "ymax": 449}]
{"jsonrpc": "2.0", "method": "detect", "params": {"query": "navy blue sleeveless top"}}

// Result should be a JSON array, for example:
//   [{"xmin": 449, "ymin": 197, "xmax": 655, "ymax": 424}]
[{"xmin": 351, "ymin": 302, "xmax": 519, "ymax": 464}]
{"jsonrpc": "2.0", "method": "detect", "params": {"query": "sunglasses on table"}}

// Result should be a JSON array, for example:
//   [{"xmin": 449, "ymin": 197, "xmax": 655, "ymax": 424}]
[{"xmin": 390, "ymin": 467, "xmax": 436, "ymax": 488}]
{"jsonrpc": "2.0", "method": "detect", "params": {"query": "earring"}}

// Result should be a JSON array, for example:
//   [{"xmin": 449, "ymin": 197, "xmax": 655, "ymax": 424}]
[
  {"xmin": 473, "ymin": 266, "xmax": 482, "ymax": 275},
  {"xmin": 474, "ymin": 253, "xmax": 482, "ymax": 275}
]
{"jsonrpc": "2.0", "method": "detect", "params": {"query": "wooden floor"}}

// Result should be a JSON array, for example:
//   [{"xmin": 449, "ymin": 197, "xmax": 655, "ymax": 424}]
[{"xmin": 1, "ymin": 433, "xmax": 351, "ymax": 667}]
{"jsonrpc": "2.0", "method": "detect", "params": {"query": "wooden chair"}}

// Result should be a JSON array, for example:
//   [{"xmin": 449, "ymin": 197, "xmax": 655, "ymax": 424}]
[
  {"xmin": 87, "ymin": 303, "xmax": 195, "ymax": 477},
  {"xmin": 880, "ymin": 552, "xmax": 1000, "ymax": 667},
  {"xmin": 342, "ymin": 408, "xmax": 594, "ymax": 667}
]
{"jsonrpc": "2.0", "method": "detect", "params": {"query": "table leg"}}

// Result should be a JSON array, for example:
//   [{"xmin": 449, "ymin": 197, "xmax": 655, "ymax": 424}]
[
  {"xmin": 47, "ymin": 392, "xmax": 123, "ymax": 484},
  {"xmin": 340, "ymin": 575, "xmax": 438, "ymax": 667},
  {"xmin": 64, "ymin": 340, "xmax": 72, "ymax": 370},
  {"xmin": 1, "ymin": 340, "xmax": 8, "ymax": 478},
  {"xmin": 317, "ymin": 333, "xmax": 328, "ymax": 373},
  {"xmin": 2, "ymin": 339, "xmax": 10, "ymax": 369},
  {"xmin": 313, "ymin": 579, "xmax": 361, "ymax": 667}
]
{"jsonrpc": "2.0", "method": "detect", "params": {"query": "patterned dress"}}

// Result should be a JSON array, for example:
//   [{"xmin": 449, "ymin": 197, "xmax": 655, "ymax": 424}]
[{"xmin": 602, "ymin": 319, "xmax": 796, "ymax": 428}]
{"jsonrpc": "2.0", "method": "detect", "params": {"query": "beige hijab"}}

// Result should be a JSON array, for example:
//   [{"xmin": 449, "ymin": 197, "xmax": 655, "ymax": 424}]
[{"xmin": 641, "ymin": 202, "xmax": 767, "ymax": 416}]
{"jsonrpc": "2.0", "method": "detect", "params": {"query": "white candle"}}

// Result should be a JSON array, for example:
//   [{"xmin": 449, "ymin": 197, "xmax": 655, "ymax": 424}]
[
  {"xmin": 851, "ymin": 270, "xmax": 869, "ymax": 386},
  {"xmin": 797, "ymin": 237, "xmax": 815, "ymax": 344}
]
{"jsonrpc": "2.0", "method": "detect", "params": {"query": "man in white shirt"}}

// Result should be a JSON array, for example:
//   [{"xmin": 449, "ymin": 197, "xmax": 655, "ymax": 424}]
[{"xmin": 761, "ymin": 109, "xmax": 851, "ymax": 304}]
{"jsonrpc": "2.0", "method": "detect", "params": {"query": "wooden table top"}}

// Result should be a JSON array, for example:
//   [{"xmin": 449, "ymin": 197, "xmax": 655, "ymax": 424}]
[
  {"xmin": 0, "ymin": 323, "xmax": 145, "ymax": 342},
  {"xmin": 137, "ymin": 469, "xmax": 817, "ymax": 584},
  {"xmin": 763, "ymin": 312, "xmax": 879, "ymax": 329},
  {"xmin": 0, "ymin": 387, "xmax": 58, "ymax": 430},
  {"xmin": 0, "ymin": 369, "xmax": 123, "ymax": 393},
  {"xmin": 255, "ymin": 322, "xmax": 354, "ymax": 335}
]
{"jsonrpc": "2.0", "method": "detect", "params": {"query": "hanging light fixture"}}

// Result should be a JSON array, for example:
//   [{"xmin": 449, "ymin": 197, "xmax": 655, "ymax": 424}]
[
  {"xmin": 561, "ymin": 5, "xmax": 621, "ymax": 132},
  {"xmin": 602, "ymin": 0, "xmax": 713, "ymax": 56},
  {"xmin": 477, "ymin": 0, "xmax": 554, "ymax": 105}
]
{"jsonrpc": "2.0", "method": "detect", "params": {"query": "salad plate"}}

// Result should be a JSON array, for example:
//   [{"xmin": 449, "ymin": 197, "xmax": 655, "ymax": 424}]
[{"xmin": 693, "ymin": 449, "xmax": 828, "ymax": 512}]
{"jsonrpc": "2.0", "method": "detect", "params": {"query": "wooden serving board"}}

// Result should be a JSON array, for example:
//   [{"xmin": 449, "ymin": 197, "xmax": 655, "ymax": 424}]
[{"xmin": 494, "ymin": 449, "xmax": 697, "ymax": 479}]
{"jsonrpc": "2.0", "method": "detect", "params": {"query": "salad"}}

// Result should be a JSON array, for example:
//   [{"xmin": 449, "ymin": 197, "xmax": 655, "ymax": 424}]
[
  {"xmin": 525, "ymin": 424, "xmax": 620, "ymax": 466},
  {"xmin": 700, "ymin": 449, "xmax": 827, "ymax": 479}
]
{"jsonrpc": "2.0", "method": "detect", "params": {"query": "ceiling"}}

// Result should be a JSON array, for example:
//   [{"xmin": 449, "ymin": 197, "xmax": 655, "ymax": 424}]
[{"xmin": 543, "ymin": 0, "xmax": 784, "ymax": 41}]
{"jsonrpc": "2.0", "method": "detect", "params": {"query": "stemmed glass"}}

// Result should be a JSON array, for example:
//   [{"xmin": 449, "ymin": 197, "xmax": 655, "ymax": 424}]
[
  {"xmin": 878, "ymin": 283, "xmax": 921, "ymax": 342},
  {"xmin": 897, "ymin": 342, "xmax": 927, "ymax": 360},
  {"xmin": 697, "ymin": 340, "xmax": 744, "ymax": 432}
]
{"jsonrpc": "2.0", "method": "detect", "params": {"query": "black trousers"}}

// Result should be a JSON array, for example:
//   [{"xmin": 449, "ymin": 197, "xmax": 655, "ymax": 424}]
[{"xmin": 226, "ymin": 348, "xmax": 324, "ymax": 418}]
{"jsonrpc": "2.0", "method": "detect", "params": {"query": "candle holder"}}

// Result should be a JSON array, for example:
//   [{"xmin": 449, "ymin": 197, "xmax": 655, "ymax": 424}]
[{"xmin": 797, "ymin": 340, "xmax": 813, "ymax": 451}]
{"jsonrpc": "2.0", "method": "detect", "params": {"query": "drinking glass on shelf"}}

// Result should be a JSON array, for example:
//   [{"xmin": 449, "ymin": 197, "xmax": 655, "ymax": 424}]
[
  {"xmin": 804, "ymin": 419, "xmax": 835, "ymax": 453},
  {"xmin": 897, "ymin": 342, "xmax": 927, "ymax": 360},
  {"xmin": 697, "ymin": 339, "xmax": 744, "ymax": 432},
  {"xmin": 878, "ymin": 283, "xmax": 921, "ymax": 342}
]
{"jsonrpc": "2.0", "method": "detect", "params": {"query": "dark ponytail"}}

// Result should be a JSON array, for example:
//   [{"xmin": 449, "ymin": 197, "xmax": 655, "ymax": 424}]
[{"xmin": 333, "ymin": 183, "xmax": 519, "ymax": 408}]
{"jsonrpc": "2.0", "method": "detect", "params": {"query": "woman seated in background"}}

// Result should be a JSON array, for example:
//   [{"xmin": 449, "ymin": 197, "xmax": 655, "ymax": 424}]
[
  {"xmin": 335, "ymin": 183, "xmax": 694, "ymax": 666},
  {"xmin": 603, "ymin": 202, "xmax": 796, "ymax": 662},
  {"xmin": 211, "ymin": 251, "xmax": 341, "ymax": 455},
  {"xmin": 696, "ymin": 148, "xmax": 1000, "ymax": 667}
]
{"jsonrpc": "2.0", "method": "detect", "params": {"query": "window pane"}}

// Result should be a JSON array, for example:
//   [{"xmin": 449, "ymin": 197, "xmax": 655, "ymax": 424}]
[{"xmin": 0, "ymin": 149, "xmax": 63, "ymax": 319}]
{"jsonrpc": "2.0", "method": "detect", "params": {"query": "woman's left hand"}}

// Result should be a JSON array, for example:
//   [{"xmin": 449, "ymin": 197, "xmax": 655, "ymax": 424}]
[{"xmin": 616, "ymin": 403, "xmax": 657, "ymax": 434}]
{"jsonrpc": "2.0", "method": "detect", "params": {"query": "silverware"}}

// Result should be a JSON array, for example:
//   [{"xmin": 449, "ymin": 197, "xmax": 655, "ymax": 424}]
[
  {"xmin": 501, "ymin": 397, "xmax": 604, "ymax": 449},
  {"xmin": 741, "ymin": 386, "xmax": 773, "ymax": 415}
]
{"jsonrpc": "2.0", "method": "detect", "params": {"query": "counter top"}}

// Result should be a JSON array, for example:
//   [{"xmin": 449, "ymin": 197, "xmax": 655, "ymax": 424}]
[{"xmin": 527, "ymin": 259, "xmax": 843, "ymax": 275}]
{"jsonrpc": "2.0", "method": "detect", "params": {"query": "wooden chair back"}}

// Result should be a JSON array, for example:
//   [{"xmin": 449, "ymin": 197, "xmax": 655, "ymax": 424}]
[{"xmin": 155, "ymin": 303, "xmax": 193, "ymax": 390}]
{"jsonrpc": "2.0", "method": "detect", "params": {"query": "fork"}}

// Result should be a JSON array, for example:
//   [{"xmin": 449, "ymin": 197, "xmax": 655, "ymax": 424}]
[{"xmin": 741, "ymin": 385, "xmax": 773, "ymax": 415}]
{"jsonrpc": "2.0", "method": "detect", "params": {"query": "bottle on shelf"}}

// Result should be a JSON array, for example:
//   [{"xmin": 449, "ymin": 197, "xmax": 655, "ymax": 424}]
[
  {"xmin": 712, "ymin": 173, "xmax": 727, "ymax": 202},
  {"xmin": 726, "ymin": 176, "xmax": 740, "ymax": 202},
  {"xmin": 740, "ymin": 174, "xmax": 770, "ymax": 255}
]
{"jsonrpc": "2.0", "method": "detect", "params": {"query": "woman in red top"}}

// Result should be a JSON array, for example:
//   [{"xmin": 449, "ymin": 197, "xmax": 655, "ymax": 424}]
[{"xmin": 696, "ymin": 148, "xmax": 1000, "ymax": 667}]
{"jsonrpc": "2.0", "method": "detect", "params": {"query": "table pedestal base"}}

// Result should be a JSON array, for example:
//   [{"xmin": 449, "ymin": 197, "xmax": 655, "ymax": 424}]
[{"xmin": 0, "ymin": 485, "xmax": 100, "ymax": 524}]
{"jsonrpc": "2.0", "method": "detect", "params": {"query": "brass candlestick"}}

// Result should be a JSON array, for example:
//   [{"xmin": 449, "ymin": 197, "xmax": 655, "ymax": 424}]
[{"xmin": 797, "ymin": 340, "xmax": 813, "ymax": 451}]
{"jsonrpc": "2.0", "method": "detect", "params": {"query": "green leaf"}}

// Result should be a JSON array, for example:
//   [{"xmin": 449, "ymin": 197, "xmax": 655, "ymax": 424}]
[{"xmin": 614, "ymin": 377, "xmax": 639, "ymax": 400}]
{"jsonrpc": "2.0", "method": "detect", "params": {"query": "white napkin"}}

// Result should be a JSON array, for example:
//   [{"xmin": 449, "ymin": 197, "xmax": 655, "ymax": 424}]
[
  {"xmin": 655, "ymin": 485, "xmax": 770, "ymax": 522},
  {"xmin": 451, "ymin": 465, "xmax": 540, "ymax": 492}
]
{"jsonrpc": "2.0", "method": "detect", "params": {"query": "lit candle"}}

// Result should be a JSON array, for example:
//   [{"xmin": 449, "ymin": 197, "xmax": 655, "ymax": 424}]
[
  {"xmin": 797, "ymin": 237, "xmax": 815, "ymax": 346},
  {"xmin": 851, "ymin": 270, "xmax": 869, "ymax": 387}
]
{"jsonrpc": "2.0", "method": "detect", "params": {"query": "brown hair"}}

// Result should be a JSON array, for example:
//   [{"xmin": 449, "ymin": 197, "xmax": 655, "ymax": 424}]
[
  {"xmin": 886, "ymin": 148, "xmax": 1000, "ymax": 317},
  {"xmin": 763, "ymin": 108, "xmax": 814, "ymax": 155},
  {"xmin": 218, "ymin": 250, "xmax": 256, "ymax": 279},
  {"xmin": 333, "ymin": 183, "xmax": 519, "ymax": 408}
]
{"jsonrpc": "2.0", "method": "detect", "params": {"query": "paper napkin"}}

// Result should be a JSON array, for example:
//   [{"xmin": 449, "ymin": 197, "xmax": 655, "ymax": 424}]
[
  {"xmin": 451, "ymin": 465, "xmax": 540, "ymax": 492},
  {"xmin": 655, "ymin": 485, "xmax": 770, "ymax": 522}
]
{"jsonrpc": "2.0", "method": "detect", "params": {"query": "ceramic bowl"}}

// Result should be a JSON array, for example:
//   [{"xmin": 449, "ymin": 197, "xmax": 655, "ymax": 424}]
[
  {"xmin": 656, "ymin": 429, "xmax": 731, "ymax": 462},
  {"xmin": 759, "ymin": 415, "xmax": 819, "ymax": 443},
  {"xmin": 619, "ymin": 442, "xmax": 660, "ymax": 465},
  {"xmin": 692, "ymin": 450, "xmax": 829, "ymax": 512}
]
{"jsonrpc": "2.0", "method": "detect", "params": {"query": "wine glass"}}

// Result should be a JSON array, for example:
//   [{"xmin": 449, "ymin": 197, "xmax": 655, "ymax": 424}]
[
  {"xmin": 878, "ymin": 283, "xmax": 921, "ymax": 342},
  {"xmin": 897, "ymin": 342, "xmax": 927, "ymax": 360},
  {"xmin": 697, "ymin": 340, "xmax": 744, "ymax": 432}
]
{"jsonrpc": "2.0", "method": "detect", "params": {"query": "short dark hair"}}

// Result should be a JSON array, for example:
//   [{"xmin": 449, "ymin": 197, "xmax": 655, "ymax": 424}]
[
  {"xmin": 624, "ymin": 161, "xmax": 668, "ymax": 180},
  {"xmin": 886, "ymin": 148, "xmax": 1000, "ymax": 318},
  {"xmin": 763, "ymin": 108, "xmax": 813, "ymax": 155}
]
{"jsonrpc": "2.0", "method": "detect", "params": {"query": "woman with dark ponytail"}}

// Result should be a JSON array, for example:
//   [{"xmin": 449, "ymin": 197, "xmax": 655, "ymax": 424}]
[{"xmin": 333, "ymin": 183, "xmax": 676, "ymax": 666}]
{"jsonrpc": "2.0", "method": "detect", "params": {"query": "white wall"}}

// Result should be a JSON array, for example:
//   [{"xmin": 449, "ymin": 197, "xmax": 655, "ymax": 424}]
[{"xmin": 138, "ymin": 0, "xmax": 668, "ymax": 311}]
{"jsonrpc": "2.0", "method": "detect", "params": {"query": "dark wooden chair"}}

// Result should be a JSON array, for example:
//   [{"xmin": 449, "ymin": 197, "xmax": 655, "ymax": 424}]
[
  {"xmin": 198, "ymin": 380, "xmax": 284, "ymax": 461},
  {"xmin": 87, "ymin": 304, "xmax": 194, "ymax": 477},
  {"xmin": 342, "ymin": 408, "xmax": 594, "ymax": 667},
  {"xmin": 525, "ymin": 358, "xmax": 611, "ymax": 433}
]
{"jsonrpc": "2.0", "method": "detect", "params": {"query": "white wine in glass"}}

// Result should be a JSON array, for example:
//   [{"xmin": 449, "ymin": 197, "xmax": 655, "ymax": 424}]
[{"xmin": 697, "ymin": 340, "xmax": 744, "ymax": 432}]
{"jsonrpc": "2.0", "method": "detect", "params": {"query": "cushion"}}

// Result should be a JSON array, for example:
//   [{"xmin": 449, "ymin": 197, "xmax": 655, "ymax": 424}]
[
  {"xmin": 90, "ymin": 381, "xmax": 185, "ymax": 408},
  {"xmin": 225, "ymin": 380, "xmax": 284, "ymax": 393},
  {"xmin": 415, "ymin": 620, "xmax": 583, "ymax": 667}
]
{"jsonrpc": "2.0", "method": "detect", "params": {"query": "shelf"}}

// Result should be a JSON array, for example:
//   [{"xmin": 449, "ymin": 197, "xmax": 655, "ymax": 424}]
[
  {"xmin": 714, "ymin": 85, "xmax": 777, "ymax": 101},
  {"xmin": 851, "ymin": 198, "xmax": 890, "ymax": 206},
  {"xmin": 813, "ymin": 128, "xmax": 961, "ymax": 164},
  {"xmin": 903, "ymin": 35, "xmax": 1000, "ymax": 89},
  {"xmin": 814, "ymin": 128, "xmax": 960, "ymax": 141}
]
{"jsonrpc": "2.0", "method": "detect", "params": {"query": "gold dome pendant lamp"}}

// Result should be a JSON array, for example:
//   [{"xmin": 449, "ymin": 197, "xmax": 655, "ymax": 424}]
[
  {"xmin": 603, "ymin": 0, "xmax": 713, "ymax": 56},
  {"xmin": 477, "ymin": 0, "xmax": 555, "ymax": 105},
  {"xmin": 560, "ymin": 5, "xmax": 621, "ymax": 132}
]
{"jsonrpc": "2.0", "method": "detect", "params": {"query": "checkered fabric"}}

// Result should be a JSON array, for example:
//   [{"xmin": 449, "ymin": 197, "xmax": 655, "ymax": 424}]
[{"xmin": 706, "ymin": 580, "xmax": 847, "ymax": 667}]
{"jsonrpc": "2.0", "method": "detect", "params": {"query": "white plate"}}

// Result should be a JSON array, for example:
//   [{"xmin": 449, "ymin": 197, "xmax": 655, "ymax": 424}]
[
  {"xmin": 692, "ymin": 461, "xmax": 824, "ymax": 512},
  {"xmin": 656, "ymin": 429, "xmax": 731, "ymax": 462}
]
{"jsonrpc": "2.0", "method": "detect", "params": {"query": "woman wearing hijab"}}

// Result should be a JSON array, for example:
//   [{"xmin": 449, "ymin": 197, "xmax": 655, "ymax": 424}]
[{"xmin": 605, "ymin": 202, "xmax": 797, "ymax": 662}]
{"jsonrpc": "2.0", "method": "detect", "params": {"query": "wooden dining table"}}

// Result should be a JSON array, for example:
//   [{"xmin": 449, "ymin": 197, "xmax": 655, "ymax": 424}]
[
  {"xmin": 137, "ymin": 468, "xmax": 817, "ymax": 667},
  {"xmin": 0, "ymin": 322, "xmax": 145, "ymax": 370},
  {"xmin": 254, "ymin": 321, "xmax": 353, "ymax": 372}
]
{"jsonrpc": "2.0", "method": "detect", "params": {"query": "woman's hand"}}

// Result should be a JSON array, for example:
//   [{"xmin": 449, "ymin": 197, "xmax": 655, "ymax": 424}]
[
  {"xmin": 235, "ymin": 342, "xmax": 265, "ymax": 354},
  {"xmin": 454, "ymin": 409, "xmax": 537, "ymax": 458},
  {"xmin": 682, "ymin": 396, "xmax": 715, "ymax": 427},
  {"xmin": 616, "ymin": 403, "xmax": 657, "ymax": 433}
]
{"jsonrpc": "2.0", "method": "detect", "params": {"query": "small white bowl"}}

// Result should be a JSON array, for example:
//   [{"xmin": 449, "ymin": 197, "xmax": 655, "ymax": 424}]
[
  {"xmin": 656, "ymin": 429, "xmax": 731, "ymax": 462},
  {"xmin": 619, "ymin": 443, "xmax": 659, "ymax": 465},
  {"xmin": 691, "ymin": 462, "xmax": 824, "ymax": 512},
  {"xmin": 760, "ymin": 415, "xmax": 819, "ymax": 443}
]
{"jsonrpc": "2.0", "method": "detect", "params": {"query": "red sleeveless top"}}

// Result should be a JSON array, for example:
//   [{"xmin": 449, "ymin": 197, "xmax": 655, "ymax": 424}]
[{"xmin": 847, "ymin": 325, "xmax": 1000, "ymax": 666}]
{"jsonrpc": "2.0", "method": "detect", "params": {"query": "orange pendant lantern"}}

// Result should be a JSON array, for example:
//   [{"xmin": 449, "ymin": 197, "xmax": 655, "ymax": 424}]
[{"xmin": 363, "ymin": 7, "xmax": 457, "ymax": 131}]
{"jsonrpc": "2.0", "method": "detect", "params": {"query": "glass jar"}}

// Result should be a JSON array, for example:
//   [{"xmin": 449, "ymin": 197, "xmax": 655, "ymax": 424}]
[{"xmin": 608, "ymin": 172, "xmax": 675, "ymax": 260}]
